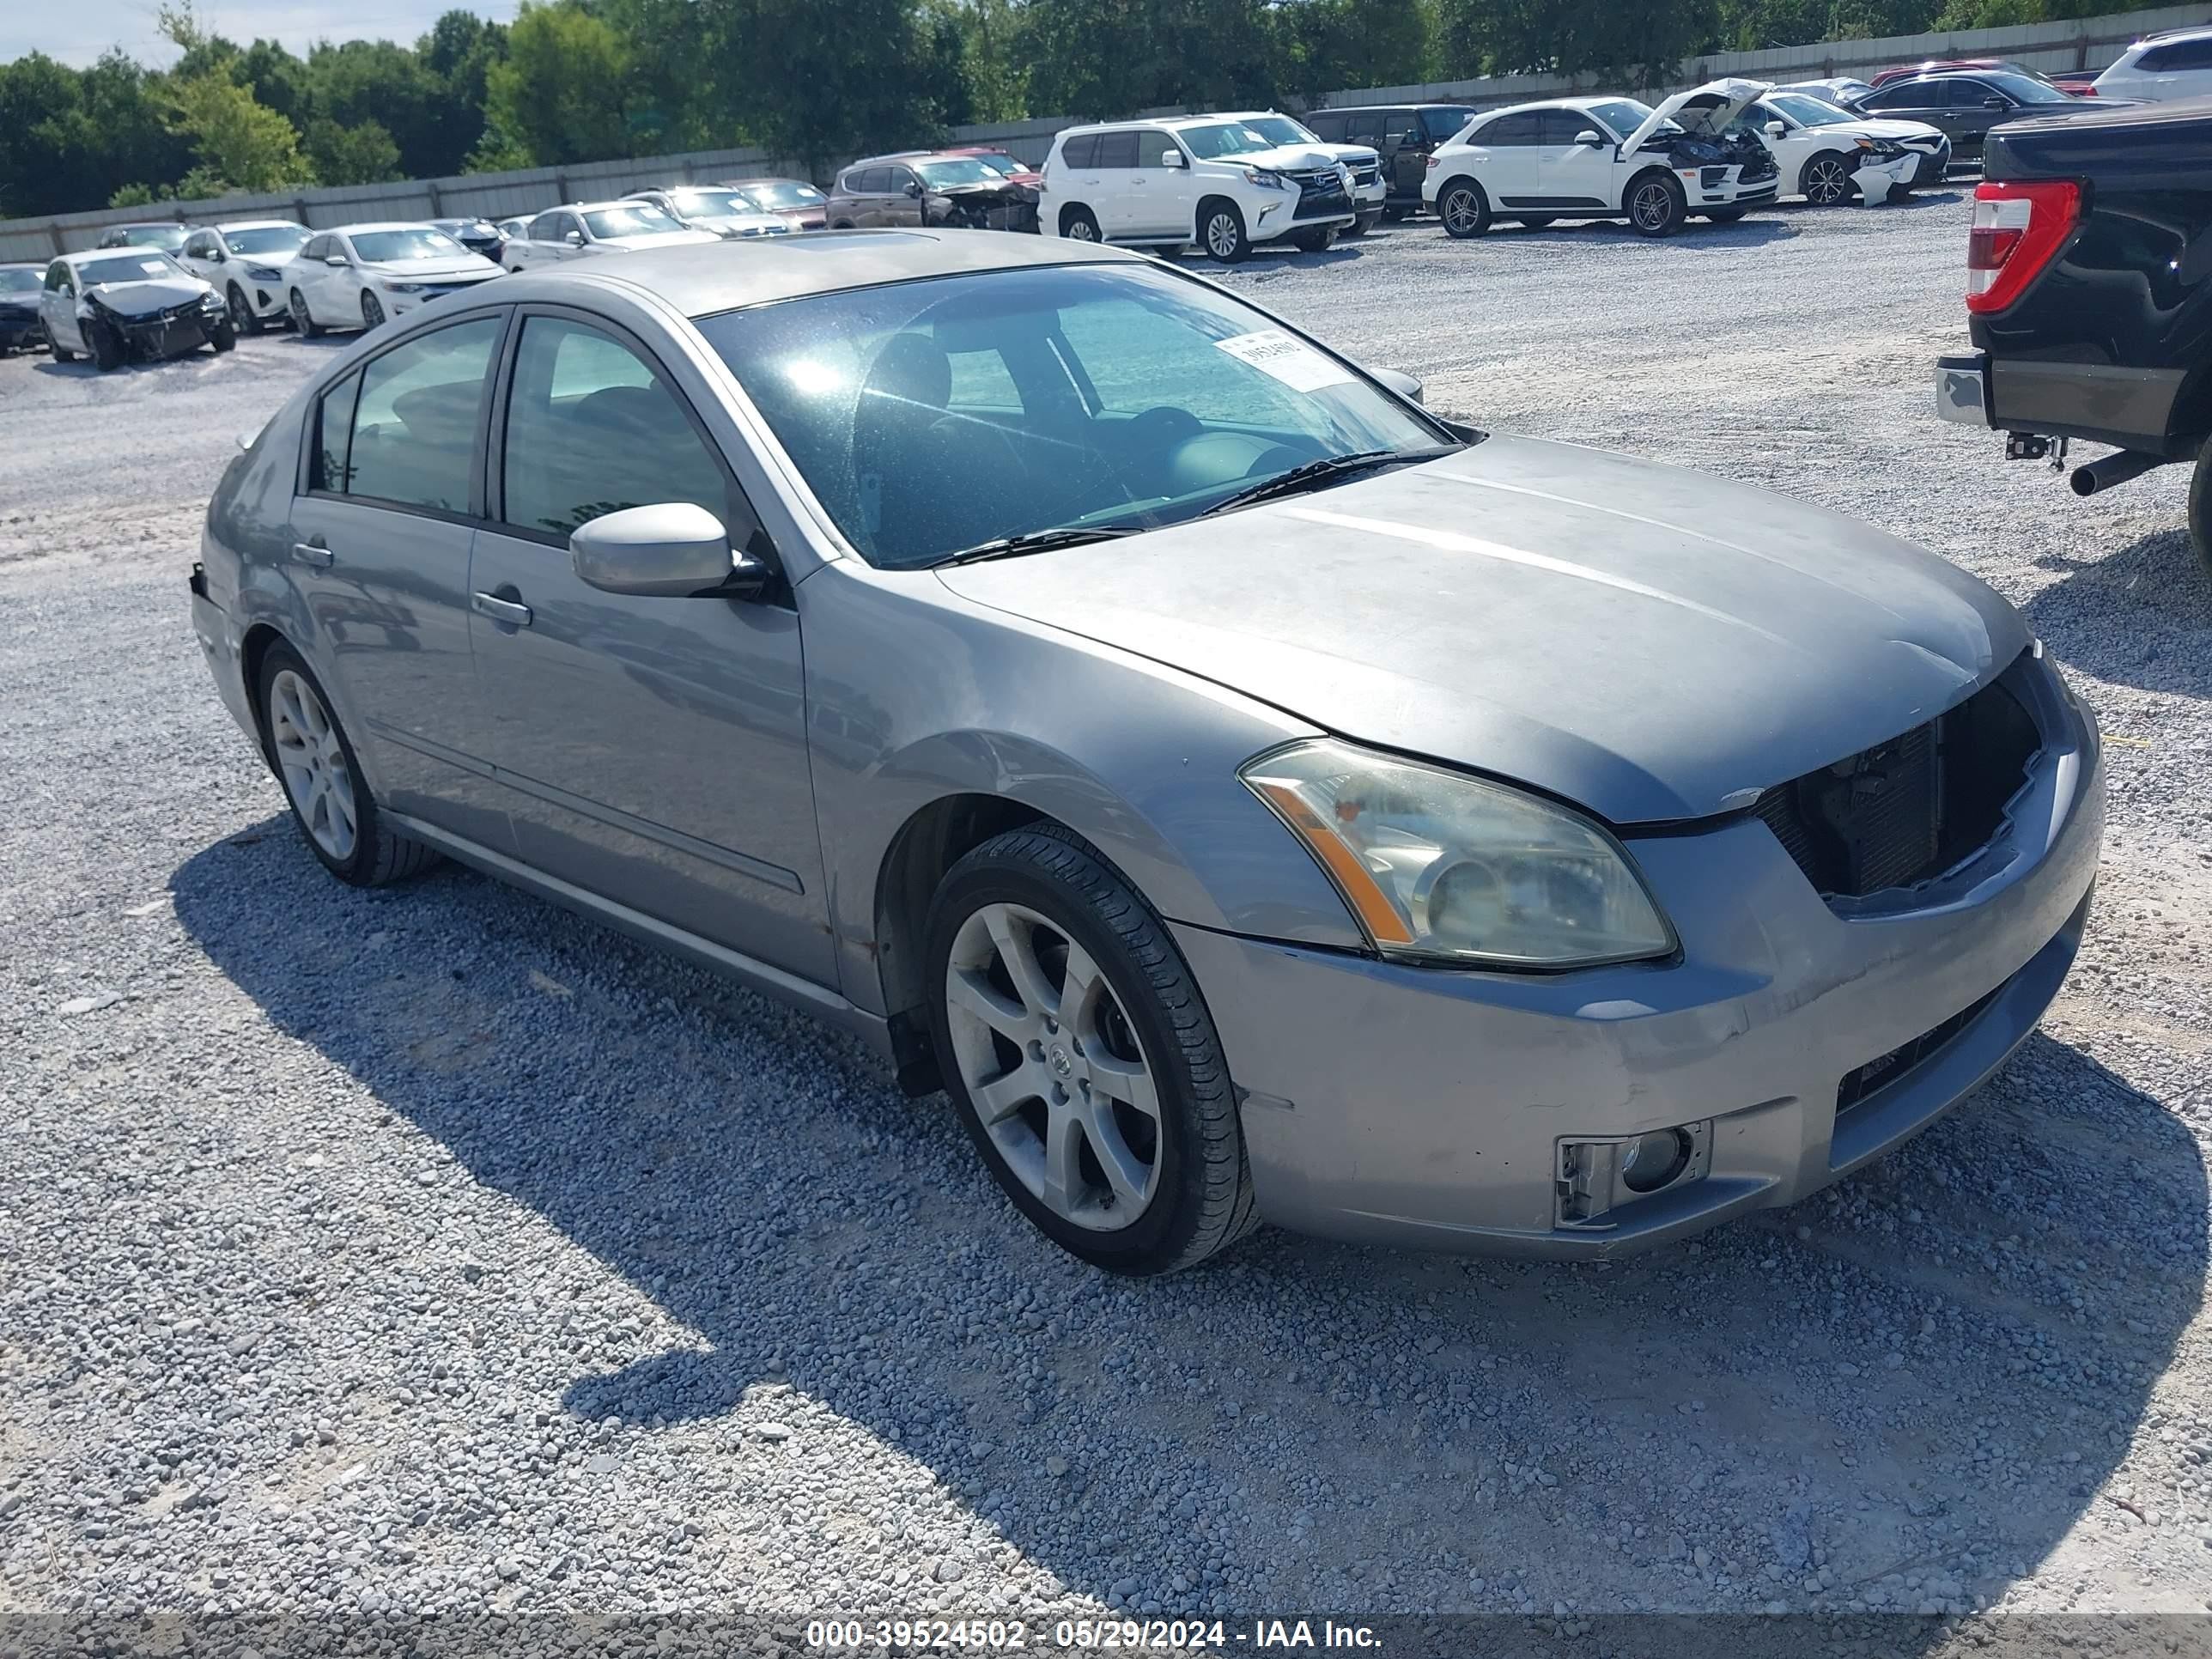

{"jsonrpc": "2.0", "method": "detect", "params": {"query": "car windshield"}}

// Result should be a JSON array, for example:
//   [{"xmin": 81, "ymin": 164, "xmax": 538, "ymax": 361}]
[
  {"xmin": 80, "ymin": 253, "xmax": 187, "ymax": 284},
  {"xmin": 1242, "ymin": 115, "xmax": 1318, "ymax": 147},
  {"xmin": 351, "ymin": 228, "xmax": 464, "ymax": 262},
  {"xmin": 1768, "ymin": 93, "xmax": 1852, "ymax": 127},
  {"xmin": 224, "ymin": 225, "xmax": 309, "ymax": 257},
  {"xmin": 737, "ymin": 180, "xmax": 826, "ymax": 210},
  {"xmin": 115, "ymin": 225, "xmax": 188, "ymax": 252},
  {"xmin": 1179, "ymin": 122, "xmax": 1276, "ymax": 159},
  {"xmin": 1584, "ymin": 100, "xmax": 1672, "ymax": 140},
  {"xmin": 583, "ymin": 204, "xmax": 683, "ymax": 238},
  {"xmin": 914, "ymin": 158, "xmax": 1000, "ymax": 188},
  {"xmin": 1983, "ymin": 71, "xmax": 2072, "ymax": 105},
  {"xmin": 968, "ymin": 153, "xmax": 1023, "ymax": 177},
  {"xmin": 669, "ymin": 188, "xmax": 752, "ymax": 219},
  {"xmin": 696, "ymin": 262, "xmax": 1448, "ymax": 570},
  {"xmin": 0, "ymin": 267, "xmax": 41, "ymax": 293}
]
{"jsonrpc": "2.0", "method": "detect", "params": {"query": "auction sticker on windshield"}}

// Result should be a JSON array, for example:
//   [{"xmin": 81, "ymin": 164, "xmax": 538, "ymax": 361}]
[{"xmin": 1215, "ymin": 329, "xmax": 1354, "ymax": 392}]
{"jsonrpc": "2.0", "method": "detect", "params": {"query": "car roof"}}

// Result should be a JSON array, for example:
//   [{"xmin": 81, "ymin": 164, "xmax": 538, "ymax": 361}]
[
  {"xmin": 65, "ymin": 246, "xmax": 171, "ymax": 264},
  {"xmin": 1305, "ymin": 102, "xmax": 1473, "ymax": 112},
  {"xmin": 208, "ymin": 218, "xmax": 302, "ymax": 232},
  {"xmin": 527, "ymin": 227, "xmax": 1143, "ymax": 319},
  {"xmin": 568, "ymin": 199, "xmax": 661, "ymax": 214},
  {"xmin": 327, "ymin": 221, "xmax": 441, "ymax": 236},
  {"xmin": 2134, "ymin": 24, "xmax": 2212, "ymax": 44}
]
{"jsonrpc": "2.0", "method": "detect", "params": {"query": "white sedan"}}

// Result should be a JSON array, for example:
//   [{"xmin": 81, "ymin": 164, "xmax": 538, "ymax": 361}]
[
  {"xmin": 1743, "ymin": 90, "xmax": 1951, "ymax": 205},
  {"xmin": 500, "ymin": 201, "xmax": 720, "ymax": 271},
  {"xmin": 287, "ymin": 223, "xmax": 503, "ymax": 336}
]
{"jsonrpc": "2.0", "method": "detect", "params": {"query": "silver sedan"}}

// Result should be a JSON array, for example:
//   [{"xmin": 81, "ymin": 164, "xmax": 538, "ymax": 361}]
[{"xmin": 190, "ymin": 233, "xmax": 2102, "ymax": 1273}]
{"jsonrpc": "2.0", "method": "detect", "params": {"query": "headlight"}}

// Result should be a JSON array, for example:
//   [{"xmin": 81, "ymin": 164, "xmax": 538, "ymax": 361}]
[
  {"xmin": 1240, "ymin": 740, "xmax": 1674, "ymax": 969},
  {"xmin": 382, "ymin": 282, "xmax": 428, "ymax": 294},
  {"xmin": 1243, "ymin": 167, "xmax": 1287, "ymax": 189},
  {"xmin": 199, "ymin": 290, "xmax": 225, "ymax": 308},
  {"xmin": 245, "ymin": 264, "xmax": 283, "ymax": 281}
]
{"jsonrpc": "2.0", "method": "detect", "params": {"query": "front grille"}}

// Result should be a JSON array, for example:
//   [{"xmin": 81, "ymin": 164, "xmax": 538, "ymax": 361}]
[
  {"xmin": 1282, "ymin": 167, "xmax": 1352, "ymax": 220},
  {"xmin": 1753, "ymin": 663, "xmax": 2042, "ymax": 901},
  {"xmin": 1350, "ymin": 161, "xmax": 1380, "ymax": 186},
  {"xmin": 1837, "ymin": 987, "xmax": 2001, "ymax": 1113}
]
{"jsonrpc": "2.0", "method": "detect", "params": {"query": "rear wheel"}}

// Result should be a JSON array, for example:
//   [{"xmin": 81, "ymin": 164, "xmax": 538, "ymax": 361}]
[
  {"xmin": 924, "ymin": 826, "xmax": 1258, "ymax": 1275},
  {"xmin": 2186, "ymin": 434, "xmax": 2212, "ymax": 586},
  {"xmin": 1060, "ymin": 204, "xmax": 1101, "ymax": 242},
  {"xmin": 257, "ymin": 643, "xmax": 439, "ymax": 886},
  {"xmin": 289, "ymin": 288, "xmax": 323, "ymax": 338},
  {"xmin": 226, "ymin": 283, "xmax": 260, "ymax": 335},
  {"xmin": 1801, "ymin": 151, "xmax": 1857, "ymax": 207},
  {"xmin": 1437, "ymin": 178, "xmax": 1490, "ymax": 239},
  {"xmin": 1627, "ymin": 171, "xmax": 1686, "ymax": 237},
  {"xmin": 1199, "ymin": 200, "xmax": 1249, "ymax": 264}
]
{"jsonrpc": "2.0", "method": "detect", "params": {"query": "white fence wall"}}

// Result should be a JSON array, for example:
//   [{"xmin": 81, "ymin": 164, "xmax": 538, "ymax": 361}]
[{"xmin": 2, "ymin": 1, "xmax": 2204, "ymax": 262}]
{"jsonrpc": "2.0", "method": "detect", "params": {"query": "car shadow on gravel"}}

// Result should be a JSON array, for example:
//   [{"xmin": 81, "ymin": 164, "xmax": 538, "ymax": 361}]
[
  {"xmin": 2027, "ymin": 527, "xmax": 2212, "ymax": 699},
  {"xmin": 172, "ymin": 821, "xmax": 2207, "ymax": 1618}
]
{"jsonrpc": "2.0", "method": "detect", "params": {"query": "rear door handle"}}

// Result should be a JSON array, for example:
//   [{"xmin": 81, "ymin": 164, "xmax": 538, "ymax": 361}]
[
  {"xmin": 291, "ymin": 541, "xmax": 332, "ymax": 568},
  {"xmin": 471, "ymin": 590, "xmax": 533, "ymax": 628}
]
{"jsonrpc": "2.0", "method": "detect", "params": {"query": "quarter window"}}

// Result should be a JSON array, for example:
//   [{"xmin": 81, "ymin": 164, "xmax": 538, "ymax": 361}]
[
  {"xmin": 1059, "ymin": 134, "xmax": 1100, "ymax": 168},
  {"xmin": 500, "ymin": 315, "xmax": 732, "ymax": 538},
  {"xmin": 311, "ymin": 371, "xmax": 362, "ymax": 494},
  {"xmin": 344, "ymin": 317, "xmax": 502, "ymax": 514}
]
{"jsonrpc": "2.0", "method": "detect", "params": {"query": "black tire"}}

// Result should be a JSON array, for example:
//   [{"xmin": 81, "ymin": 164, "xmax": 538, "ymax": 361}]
[
  {"xmin": 289, "ymin": 288, "xmax": 323, "ymax": 338},
  {"xmin": 49, "ymin": 338, "xmax": 73, "ymax": 363},
  {"xmin": 254, "ymin": 642, "xmax": 440, "ymax": 888},
  {"xmin": 208, "ymin": 321, "xmax": 236, "ymax": 354},
  {"xmin": 88, "ymin": 321, "xmax": 125, "ymax": 372},
  {"xmin": 1519, "ymin": 215, "xmax": 1558, "ymax": 228},
  {"xmin": 1059, "ymin": 204, "xmax": 1101, "ymax": 243},
  {"xmin": 1291, "ymin": 224, "xmax": 1337, "ymax": 253},
  {"xmin": 2187, "ymin": 434, "xmax": 2212, "ymax": 586},
  {"xmin": 923, "ymin": 824, "xmax": 1259, "ymax": 1275},
  {"xmin": 1800, "ymin": 150, "xmax": 1858, "ymax": 207},
  {"xmin": 226, "ymin": 283, "xmax": 260, "ymax": 336},
  {"xmin": 1437, "ymin": 177, "xmax": 1491, "ymax": 239},
  {"xmin": 1198, "ymin": 199, "xmax": 1249, "ymax": 264},
  {"xmin": 1705, "ymin": 207, "xmax": 1748, "ymax": 223},
  {"xmin": 1627, "ymin": 169, "xmax": 1687, "ymax": 237},
  {"xmin": 1382, "ymin": 204, "xmax": 1408, "ymax": 223},
  {"xmin": 360, "ymin": 291, "xmax": 386, "ymax": 330}
]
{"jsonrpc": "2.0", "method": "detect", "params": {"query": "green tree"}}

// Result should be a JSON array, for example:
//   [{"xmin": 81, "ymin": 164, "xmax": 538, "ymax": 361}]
[
  {"xmin": 715, "ymin": 0, "xmax": 951, "ymax": 181},
  {"xmin": 109, "ymin": 181, "xmax": 156, "ymax": 207},
  {"xmin": 1285, "ymin": 0, "xmax": 1437, "ymax": 98},
  {"xmin": 304, "ymin": 117, "xmax": 404, "ymax": 184},
  {"xmin": 165, "ymin": 70, "xmax": 314, "ymax": 193},
  {"xmin": 482, "ymin": 1, "xmax": 633, "ymax": 166}
]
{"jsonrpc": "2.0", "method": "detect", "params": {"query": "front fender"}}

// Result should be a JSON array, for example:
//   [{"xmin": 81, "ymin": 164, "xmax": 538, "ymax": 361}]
[{"xmin": 798, "ymin": 562, "xmax": 1370, "ymax": 1017}]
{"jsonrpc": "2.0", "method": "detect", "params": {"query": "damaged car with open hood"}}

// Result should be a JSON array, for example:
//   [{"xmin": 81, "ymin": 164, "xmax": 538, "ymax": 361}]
[
  {"xmin": 38, "ymin": 246, "xmax": 234, "ymax": 370},
  {"xmin": 1426, "ymin": 79, "xmax": 1781, "ymax": 238}
]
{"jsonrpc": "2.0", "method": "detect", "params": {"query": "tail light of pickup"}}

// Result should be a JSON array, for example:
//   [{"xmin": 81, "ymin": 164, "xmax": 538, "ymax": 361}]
[{"xmin": 1966, "ymin": 179, "xmax": 2081, "ymax": 314}]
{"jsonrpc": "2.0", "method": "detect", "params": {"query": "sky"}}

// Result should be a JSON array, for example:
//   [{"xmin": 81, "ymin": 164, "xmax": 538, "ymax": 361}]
[{"xmin": 4, "ymin": 0, "xmax": 519, "ymax": 68}]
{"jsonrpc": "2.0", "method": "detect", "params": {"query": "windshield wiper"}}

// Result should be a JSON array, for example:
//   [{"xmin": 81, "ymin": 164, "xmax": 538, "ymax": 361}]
[
  {"xmin": 1198, "ymin": 447, "xmax": 1458, "ymax": 518},
  {"xmin": 933, "ymin": 525, "xmax": 1143, "ymax": 568}
]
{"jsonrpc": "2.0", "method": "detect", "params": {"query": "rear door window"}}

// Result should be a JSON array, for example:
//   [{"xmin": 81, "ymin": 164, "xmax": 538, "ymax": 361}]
[
  {"xmin": 1475, "ymin": 111, "xmax": 1541, "ymax": 145},
  {"xmin": 345, "ymin": 317, "xmax": 503, "ymax": 514},
  {"xmin": 1094, "ymin": 131, "xmax": 1141, "ymax": 168}
]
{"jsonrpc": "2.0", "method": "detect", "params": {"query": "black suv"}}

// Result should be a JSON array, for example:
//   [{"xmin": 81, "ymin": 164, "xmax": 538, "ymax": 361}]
[{"xmin": 1304, "ymin": 104, "xmax": 1478, "ymax": 217}]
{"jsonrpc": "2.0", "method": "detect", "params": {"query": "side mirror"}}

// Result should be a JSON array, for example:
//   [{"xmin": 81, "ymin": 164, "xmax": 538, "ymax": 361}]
[
  {"xmin": 564, "ymin": 229, "xmax": 585, "ymax": 245},
  {"xmin": 570, "ymin": 502, "xmax": 772, "ymax": 599},
  {"xmin": 1159, "ymin": 149, "xmax": 1185, "ymax": 167},
  {"xmin": 324, "ymin": 254, "xmax": 347, "ymax": 267},
  {"xmin": 1370, "ymin": 365, "xmax": 1425, "ymax": 405},
  {"xmin": 1765, "ymin": 120, "xmax": 1787, "ymax": 137},
  {"xmin": 904, "ymin": 180, "xmax": 924, "ymax": 198},
  {"xmin": 209, "ymin": 248, "xmax": 227, "ymax": 263},
  {"xmin": 1574, "ymin": 128, "xmax": 1606, "ymax": 147},
  {"xmin": 1983, "ymin": 96, "xmax": 2008, "ymax": 110}
]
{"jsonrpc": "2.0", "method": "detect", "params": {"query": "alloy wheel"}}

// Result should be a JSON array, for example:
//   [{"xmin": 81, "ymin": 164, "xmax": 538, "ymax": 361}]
[
  {"xmin": 1632, "ymin": 180, "xmax": 1674, "ymax": 232},
  {"xmin": 1805, "ymin": 155, "xmax": 1852, "ymax": 206},
  {"xmin": 361, "ymin": 292, "xmax": 385, "ymax": 329},
  {"xmin": 942, "ymin": 901, "xmax": 1162, "ymax": 1231},
  {"xmin": 1443, "ymin": 189, "xmax": 1480, "ymax": 234},
  {"xmin": 269, "ymin": 669, "xmax": 357, "ymax": 863},
  {"xmin": 289, "ymin": 289, "xmax": 311, "ymax": 331},
  {"xmin": 1066, "ymin": 216, "xmax": 1098, "ymax": 242},
  {"xmin": 1206, "ymin": 212, "xmax": 1241, "ymax": 259},
  {"xmin": 228, "ymin": 285, "xmax": 252, "ymax": 334}
]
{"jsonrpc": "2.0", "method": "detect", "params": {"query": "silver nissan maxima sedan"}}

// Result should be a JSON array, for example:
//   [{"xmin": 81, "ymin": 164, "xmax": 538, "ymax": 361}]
[{"xmin": 190, "ymin": 233, "xmax": 2101, "ymax": 1274}]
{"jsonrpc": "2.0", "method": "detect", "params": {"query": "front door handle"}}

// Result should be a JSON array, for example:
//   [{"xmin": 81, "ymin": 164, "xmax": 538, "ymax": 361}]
[
  {"xmin": 471, "ymin": 590, "xmax": 533, "ymax": 628},
  {"xmin": 291, "ymin": 541, "xmax": 333, "ymax": 568}
]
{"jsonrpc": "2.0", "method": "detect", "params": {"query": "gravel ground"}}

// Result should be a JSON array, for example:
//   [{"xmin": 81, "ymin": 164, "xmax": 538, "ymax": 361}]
[{"xmin": 3, "ymin": 197, "xmax": 2210, "ymax": 1651}]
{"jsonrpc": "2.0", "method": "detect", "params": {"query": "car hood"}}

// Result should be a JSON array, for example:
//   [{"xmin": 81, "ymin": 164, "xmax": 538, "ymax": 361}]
[
  {"xmin": 1237, "ymin": 142, "xmax": 1355, "ymax": 174},
  {"xmin": 696, "ymin": 213, "xmax": 788, "ymax": 234},
  {"xmin": 364, "ymin": 256, "xmax": 500, "ymax": 279},
  {"xmin": 599, "ymin": 229, "xmax": 723, "ymax": 251},
  {"xmin": 82, "ymin": 277, "xmax": 213, "ymax": 316},
  {"xmin": 1624, "ymin": 78, "xmax": 1772, "ymax": 150},
  {"xmin": 933, "ymin": 437, "xmax": 2027, "ymax": 825}
]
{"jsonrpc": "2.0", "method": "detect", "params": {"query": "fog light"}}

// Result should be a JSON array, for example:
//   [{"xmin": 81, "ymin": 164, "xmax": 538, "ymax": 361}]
[{"xmin": 1620, "ymin": 1128, "xmax": 1692, "ymax": 1194}]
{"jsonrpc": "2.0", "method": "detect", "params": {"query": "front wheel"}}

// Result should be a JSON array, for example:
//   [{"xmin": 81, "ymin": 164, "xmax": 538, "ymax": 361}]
[
  {"xmin": 1627, "ymin": 171, "xmax": 1686, "ymax": 237},
  {"xmin": 1291, "ymin": 224, "xmax": 1337, "ymax": 253},
  {"xmin": 1801, "ymin": 152, "xmax": 1857, "ymax": 207},
  {"xmin": 208, "ymin": 321, "xmax": 236, "ymax": 354},
  {"xmin": 1437, "ymin": 178, "xmax": 1490, "ymax": 239},
  {"xmin": 257, "ymin": 644, "xmax": 439, "ymax": 886},
  {"xmin": 924, "ymin": 826, "xmax": 1258, "ymax": 1274},
  {"xmin": 1705, "ymin": 207, "xmax": 1748, "ymax": 223},
  {"xmin": 360, "ymin": 291, "xmax": 386, "ymax": 330},
  {"xmin": 2186, "ymin": 434, "xmax": 2212, "ymax": 586},
  {"xmin": 88, "ymin": 322, "xmax": 125, "ymax": 372},
  {"xmin": 226, "ymin": 283, "xmax": 260, "ymax": 335},
  {"xmin": 289, "ymin": 289, "xmax": 323, "ymax": 338},
  {"xmin": 1199, "ymin": 201, "xmax": 1249, "ymax": 264},
  {"xmin": 49, "ymin": 337, "xmax": 74, "ymax": 363}
]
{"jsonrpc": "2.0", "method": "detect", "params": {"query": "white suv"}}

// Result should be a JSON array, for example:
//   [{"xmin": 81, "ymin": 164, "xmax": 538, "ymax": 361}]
[
  {"xmin": 1423, "ymin": 82, "xmax": 1781, "ymax": 240},
  {"xmin": 2093, "ymin": 27, "xmax": 2212, "ymax": 101},
  {"xmin": 1041, "ymin": 116, "xmax": 1360, "ymax": 261},
  {"xmin": 179, "ymin": 219, "xmax": 309, "ymax": 335},
  {"xmin": 1215, "ymin": 111, "xmax": 1385, "ymax": 235}
]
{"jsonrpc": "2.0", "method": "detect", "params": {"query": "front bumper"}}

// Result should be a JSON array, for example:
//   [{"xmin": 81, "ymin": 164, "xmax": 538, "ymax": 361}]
[{"xmin": 1179, "ymin": 679, "xmax": 2102, "ymax": 1257}]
